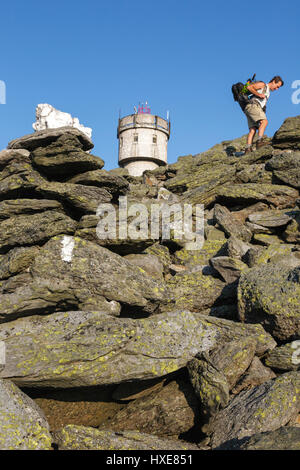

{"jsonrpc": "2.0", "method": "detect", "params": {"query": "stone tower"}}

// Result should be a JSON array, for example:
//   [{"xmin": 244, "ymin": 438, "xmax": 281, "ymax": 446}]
[{"xmin": 117, "ymin": 103, "xmax": 170, "ymax": 176}]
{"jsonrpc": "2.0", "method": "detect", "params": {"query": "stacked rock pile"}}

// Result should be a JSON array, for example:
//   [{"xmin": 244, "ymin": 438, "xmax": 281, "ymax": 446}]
[{"xmin": 0, "ymin": 116, "xmax": 300, "ymax": 450}]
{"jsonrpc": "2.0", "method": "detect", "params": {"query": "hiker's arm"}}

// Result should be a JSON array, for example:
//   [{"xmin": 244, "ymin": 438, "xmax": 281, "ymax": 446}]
[{"xmin": 247, "ymin": 82, "xmax": 266, "ymax": 99}]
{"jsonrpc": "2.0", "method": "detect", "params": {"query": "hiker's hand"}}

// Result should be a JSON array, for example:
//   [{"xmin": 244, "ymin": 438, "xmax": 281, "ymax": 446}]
[{"xmin": 258, "ymin": 94, "xmax": 266, "ymax": 99}]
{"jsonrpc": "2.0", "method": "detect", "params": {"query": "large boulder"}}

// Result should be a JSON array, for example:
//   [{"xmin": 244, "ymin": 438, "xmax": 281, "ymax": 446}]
[
  {"xmin": 0, "ymin": 235, "xmax": 171, "ymax": 321},
  {"xmin": 0, "ymin": 379, "xmax": 52, "ymax": 450},
  {"xmin": 238, "ymin": 264, "xmax": 300, "ymax": 341},
  {"xmin": 0, "ymin": 310, "xmax": 275, "ymax": 388},
  {"xmin": 7, "ymin": 127, "xmax": 93, "ymax": 152},
  {"xmin": 208, "ymin": 372, "xmax": 300, "ymax": 448},
  {"xmin": 31, "ymin": 134, "xmax": 104, "ymax": 178},
  {"xmin": 273, "ymin": 115, "xmax": 300, "ymax": 149},
  {"xmin": 266, "ymin": 151, "xmax": 300, "ymax": 188}
]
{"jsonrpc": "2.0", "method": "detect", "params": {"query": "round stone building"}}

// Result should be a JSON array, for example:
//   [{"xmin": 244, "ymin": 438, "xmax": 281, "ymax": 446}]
[{"xmin": 117, "ymin": 103, "xmax": 170, "ymax": 176}]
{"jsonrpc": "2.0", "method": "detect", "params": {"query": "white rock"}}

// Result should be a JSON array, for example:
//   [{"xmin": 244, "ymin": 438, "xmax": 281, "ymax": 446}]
[{"xmin": 32, "ymin": 103, "xmax": 92, "ymax": 139}]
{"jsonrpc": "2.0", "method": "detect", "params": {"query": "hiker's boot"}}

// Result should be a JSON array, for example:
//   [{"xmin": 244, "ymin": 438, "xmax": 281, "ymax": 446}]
[
  {"xmin": 256, "ymin": 138, "xmax": 268, "ymax": 150},
  {"xmin": 244, "ymin": 146, "xmax": 252, "ymax": 154}
]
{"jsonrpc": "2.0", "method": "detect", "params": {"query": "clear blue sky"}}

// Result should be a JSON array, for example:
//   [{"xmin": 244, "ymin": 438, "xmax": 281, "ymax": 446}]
[{"xmin": 1, "ymin": 0, "xmax": 299, "ymax": 170}]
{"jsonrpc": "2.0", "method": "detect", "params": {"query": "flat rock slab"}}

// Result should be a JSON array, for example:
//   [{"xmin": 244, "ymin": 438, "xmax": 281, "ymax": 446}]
[
  {"xmin": 238, "ymin": 264, "xmax": 300, "ymax": 341},
  {"xmin": 0, "ymin": 310, "xmax": 275, "ymax": 388},
  {"xmin": 7, "ymin": 127, "xmax": 94, "ymax": 152},
  {"xmin": 0, "ymin": 379, "xmax": 52, "ymax": 450},
  {"xmin": 0, "ymin": 210, "xmax": 77, "ymax": 254},
  {"xmin": 38, "ymin": 182, "xmax": 112, "ymax": 214},
  {"xmin": 67, "ymin": 170, "xmax": 129, "ymax": 196},
  {"xmin": 0, "ymin": 199, "xmax": 62, "ymax": 220},
  {"xmin": 215, "ymin": 183, "xmax": 299, "ymax": 209},
  {"xmin": 247, "ymin": 209, "xmax": 292, "ymax": 227},
  {"xmin": 53, "ymin": 425, "xmax": 199, "ymax": 450},
  {"xmin": 32, "ymin": 147, "xmax": 104, "ymax": 178},
  {"xmin": 209, "ymin": 372, "xmax": 300, "ymax": 448}
]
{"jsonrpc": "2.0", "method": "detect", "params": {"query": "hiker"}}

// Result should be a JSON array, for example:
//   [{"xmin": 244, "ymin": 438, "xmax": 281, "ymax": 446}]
[{"xmin": 244, "ymin": 76, "xmax": 284, "ymax": 153}]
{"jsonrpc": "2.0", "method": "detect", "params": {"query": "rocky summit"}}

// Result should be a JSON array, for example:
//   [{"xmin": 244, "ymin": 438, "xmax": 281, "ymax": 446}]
[{"xmin": 0, "ymin": 118, "xmax": 300, "ymax": 450}]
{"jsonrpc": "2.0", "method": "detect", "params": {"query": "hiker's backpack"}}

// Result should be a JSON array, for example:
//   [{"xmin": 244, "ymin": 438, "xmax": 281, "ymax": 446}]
[{"xmin": 232, "ymin": 74, "xmax": 257, "ymax": 111}]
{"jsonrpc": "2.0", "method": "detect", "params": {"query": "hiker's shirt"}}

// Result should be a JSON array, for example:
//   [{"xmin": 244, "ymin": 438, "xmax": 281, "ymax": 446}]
[{"xmin": 250, "ymin": 84, "xmax": 270, "ymax": 109}]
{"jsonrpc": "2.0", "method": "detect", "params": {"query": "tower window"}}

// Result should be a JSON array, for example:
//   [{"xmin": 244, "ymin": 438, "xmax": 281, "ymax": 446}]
[
  {"xmin": 153, "ymin": 136, "xmax": 157, "ymax": 144},
  {"xmin": 133, "ymin": 135, "xmax": 138, "ymax": 142}
]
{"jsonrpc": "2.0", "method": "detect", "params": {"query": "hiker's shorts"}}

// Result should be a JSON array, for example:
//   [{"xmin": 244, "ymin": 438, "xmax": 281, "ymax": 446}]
[{"xmin": 244, "ymin": 102, "xmax": 267, "ymax": 129}]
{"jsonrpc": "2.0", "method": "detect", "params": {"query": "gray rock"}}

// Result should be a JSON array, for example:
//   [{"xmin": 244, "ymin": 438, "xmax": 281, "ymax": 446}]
[
  {"xmin": 264, "ymin": 340, "xmax": 300, "ymax": 371},
  {"xmin": 67, "ymin": 169, "xmax": 129, "ymax": 196},
  {"xmin": 225, "ymin": 236, "xmax": 251, "ymax": 259},
  {"xmin": 209, "ymin": 372, "xmax": 300, "ymax": 448},
  {"xmin": 0, "ymin": 211, "xmax": 77, "ymax": 254},
  {"xmin": 238, "ymin": 264, "xmax": 300, "ymax": 341},
  {"xmin": 232, "ymin": 356, "xmax": 276, "ymax": 395},
  {"xmin": 0, "ymin": 246, "xmax": 39, "ymax": 281},
  {"xmin": 266, "ymin": 151, "xmax": 300, "ymax": 188},
  {"xmin": 187, "ymin": 354, "xmax": 229, "ymax": 429},
  {"xmin": 247, "ymin": 209, "xmax": 292, "ymax": 227},
  {"xmin": 32, "ymin": 136, "xmax": 104, "ymax": 178},
  {"xmin": 38, "ymin": 181, "xmax": 112, "ymax": 214},
  {"xmin": 273, "ymin": 116, "xmax": 300, "ymax": 150},
  {"xmin": 0, "ymin": 199, "xmax": 63, "ymax": 220},
  {"xmin": 0, "ymin": 310, "xmax": 275, "ymax": 388},
  {"xmin": 7, "ymin": 127, "xmax": 93, "ymax": 152},
  {"xmin": 209, "ymin": 338, "xmax": 256, "ymax": 389},
  {"xmin": 0, "ymin": 379, "xmax": 52, "ymax": 450},
  {"xmin": 218, "ymin": 426, "xmax": 300, "ymax": 450},
  {"xmin": 215, "ymin": 183, "xmax": 299, "ymax": 209},
  {"xmin": 53, "ymin": 425, "xmax": 199, "ymax": 450},
  {"xmin": 124, "ymin": 254, "xmax": 164, "ymax": 281},
  {"xmin": 214, "ymin": 204, "xmax": 252, "ymax": 242},
  {"xmin": 100, "ymin": 378, "xmax": 201, "ymax": 439},
  {"xmin": 209, "ymin": 256, "xmax": 248, "ymax": 283}
]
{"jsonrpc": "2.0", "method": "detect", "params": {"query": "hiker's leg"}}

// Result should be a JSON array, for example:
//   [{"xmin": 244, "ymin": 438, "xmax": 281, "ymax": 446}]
[
  {"xmin": 247, "ymin": 127, "xmax": 256, "ymax": 146},
  {"xmin": 258, "ymin": 119, "xmax": 268, "ymax": 138}
]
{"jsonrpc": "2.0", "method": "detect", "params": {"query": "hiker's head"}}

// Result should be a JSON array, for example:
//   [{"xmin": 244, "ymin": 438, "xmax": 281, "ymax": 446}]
[{"xmin": 269, "ymin": 76, "xmax": 284, "ymax": 91}]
